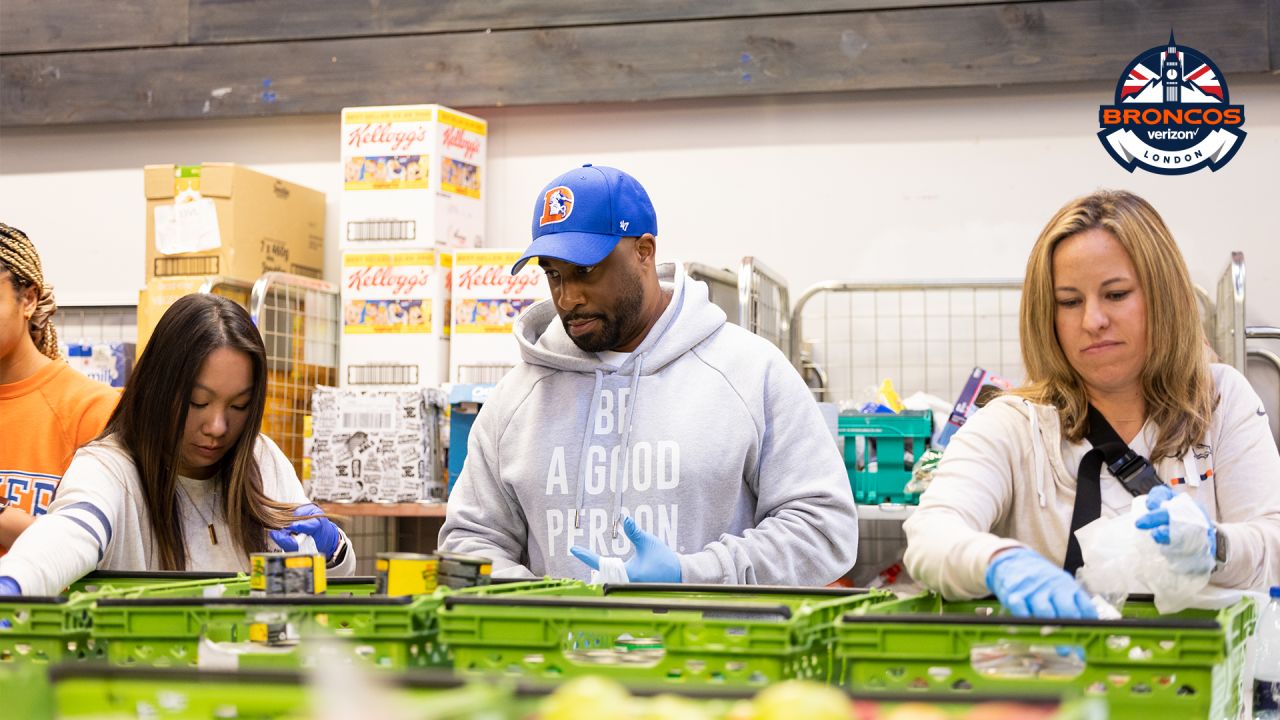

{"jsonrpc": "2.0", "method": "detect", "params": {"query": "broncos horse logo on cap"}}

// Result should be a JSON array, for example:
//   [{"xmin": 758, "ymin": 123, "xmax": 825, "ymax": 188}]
[{"xmin": 538, "ymin": 186, "xmax": 574, "ymax": 227}]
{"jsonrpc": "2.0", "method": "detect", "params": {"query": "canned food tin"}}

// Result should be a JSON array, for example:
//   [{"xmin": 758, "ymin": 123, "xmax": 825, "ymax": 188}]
[{"xmin": 374, "ymin": 552, "xmax": 439, "ymax": 596}]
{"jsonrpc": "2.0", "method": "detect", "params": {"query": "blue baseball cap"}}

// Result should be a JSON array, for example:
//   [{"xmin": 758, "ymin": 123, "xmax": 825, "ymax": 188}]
[{"xmin": 511, "ymin": 164, "xmax": 658, "ymax": 275}]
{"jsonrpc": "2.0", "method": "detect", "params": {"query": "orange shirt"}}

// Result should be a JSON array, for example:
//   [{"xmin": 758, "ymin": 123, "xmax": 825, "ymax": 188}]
[{"xmin": 0, "ymin": 361, "xmax": 119, "ymax": 524}]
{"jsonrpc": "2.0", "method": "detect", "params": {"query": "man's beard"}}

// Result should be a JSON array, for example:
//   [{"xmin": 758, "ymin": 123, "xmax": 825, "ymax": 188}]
[{"xmin": 561, "ymin": 268, "xmax": 646, "ymax": 353}]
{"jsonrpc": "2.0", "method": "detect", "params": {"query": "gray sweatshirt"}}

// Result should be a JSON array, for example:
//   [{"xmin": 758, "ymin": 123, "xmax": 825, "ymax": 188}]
[{"xmin": 439, "ymin": 262, "xmax": 859, "ymax": 584}]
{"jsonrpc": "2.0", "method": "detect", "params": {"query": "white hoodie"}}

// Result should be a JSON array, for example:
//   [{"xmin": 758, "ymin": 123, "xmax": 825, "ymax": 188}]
[
  {"xmin": 439, "ymin": 262, "xmax": 859, "ymax": 584},
  {"xmin": 904, "ymin": 364, "xmax": 1280, "ymax": 599}
]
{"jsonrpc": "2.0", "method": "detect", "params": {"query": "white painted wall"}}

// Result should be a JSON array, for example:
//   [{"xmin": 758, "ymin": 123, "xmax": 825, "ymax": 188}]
[{"xmin": 2, "ymin": 79, "xmax": 1278, "ymax": 403}]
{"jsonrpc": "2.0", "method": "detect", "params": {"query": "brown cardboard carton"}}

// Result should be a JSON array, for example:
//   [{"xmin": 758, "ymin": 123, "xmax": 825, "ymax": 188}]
[
  {"xmin": 136, "ymin": 276, "xmax": 252, "ymax": 358},
  {"xmin": 144, "ymin": 163, "xmax": 325, "ymax": 283}
]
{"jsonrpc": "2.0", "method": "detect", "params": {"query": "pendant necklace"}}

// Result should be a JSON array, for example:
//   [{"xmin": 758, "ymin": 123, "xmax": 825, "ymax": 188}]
[{"xmin": 178, "ymin": 482, "xmax": 220, "ymax": 545}]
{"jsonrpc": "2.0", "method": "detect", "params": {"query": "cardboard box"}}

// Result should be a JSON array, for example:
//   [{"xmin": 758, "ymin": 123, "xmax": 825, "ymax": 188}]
[
  {"xmin": 144, "ymin": 163, "xmax": 325, "ymax": 283},
  {"xmin": 340, "ymin": 250, "xmax": 451, "ymax": 387},
  {"xmin": 306, "ymin": 386, "xmax": 445, "ymax": 503},
  {"xmin": 136, "ymin": 276, "xmax": 253, "ymax": 357},
  {"xmin": 339, "ymin": 105, "xmax": 486, "ymax": 249},
  {"xmin": 449, "ymin": 249, "xmax": 548, "ymax": 383}
]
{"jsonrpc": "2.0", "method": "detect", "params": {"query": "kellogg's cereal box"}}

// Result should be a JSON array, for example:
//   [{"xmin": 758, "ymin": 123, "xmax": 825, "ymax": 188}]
[
  {"xmin": 340, "ymin": 104, "xmax": 486, "ymax": 250},
  {"xmin": 449, "ymin": 250, "xmax": 549, "ymax": 383}
]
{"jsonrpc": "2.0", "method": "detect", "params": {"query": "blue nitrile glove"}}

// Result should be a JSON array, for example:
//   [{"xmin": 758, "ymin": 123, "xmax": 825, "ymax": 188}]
[
  {"xmin": 1134, "ymin": 484, "xmax": 1216, "ymax": 568},
  {"xmin": 570, "ymin": 515, "xmax": 682, "ymax": 583},
  {"xmin": 984, "ymin": 547, "xmax": 1097, "ymax": 619},
  {"xmin": 269, "ymin": 503, "xmax": 341, "ymax": 560},
  {"xmin": 0, "ymin": 576, "xmax": 21, "ymax": 596}
]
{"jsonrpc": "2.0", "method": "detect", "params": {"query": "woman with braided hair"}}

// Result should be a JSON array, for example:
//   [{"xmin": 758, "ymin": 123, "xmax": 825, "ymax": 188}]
[{"xmin": 0, "ymin": 223, "xmax": 118, "ymax": 552}]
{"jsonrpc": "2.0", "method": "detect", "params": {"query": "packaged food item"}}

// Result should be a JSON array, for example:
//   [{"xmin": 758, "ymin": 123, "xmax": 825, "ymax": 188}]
[
  {"xmin": 375, "ymin": 552, "xmax": 439, "ymax": 596},
  {"xmin": 307, "ymin": 386, "xmax": 445, "ymax": 503},
  {"xmin": 435, "ymin": 551, "xmax": 492, "ymax": 589},
  {"xmin": 935, "ymin": 367, "xmax": 1011, "ymax": 447},
  {"xmin": 250, "ymin": 552, "xmax": 327, "ymax": 595}
]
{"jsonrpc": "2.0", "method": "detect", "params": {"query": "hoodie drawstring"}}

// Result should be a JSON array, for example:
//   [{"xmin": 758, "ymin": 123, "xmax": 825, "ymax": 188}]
[
  {"xmin": 573, "ymin": 369, "xmax": 605, "ymax": 529},
  {"xmin": 1024, "ymin": 399, "xmax": 1049, "ymax": 508},
  {"xmin": 612, "ymin": 354, "xmax": 645, "ymax": 537}
]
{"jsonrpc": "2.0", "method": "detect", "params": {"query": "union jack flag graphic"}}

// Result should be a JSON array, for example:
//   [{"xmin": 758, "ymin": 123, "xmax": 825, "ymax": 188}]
[{"xmin": 1121, "ymin": 46, "xmax": 1224, "ymax": 104}]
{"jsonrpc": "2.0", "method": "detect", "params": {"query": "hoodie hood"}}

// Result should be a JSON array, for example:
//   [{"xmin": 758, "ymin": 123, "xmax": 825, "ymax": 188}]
[
  {"xmin": 982, "ymin": 394, "xmax": 1064, "ymax": 509},
  {"xmin": 514, "ymin": 261, "xmax": 727, "ymax": 376}
]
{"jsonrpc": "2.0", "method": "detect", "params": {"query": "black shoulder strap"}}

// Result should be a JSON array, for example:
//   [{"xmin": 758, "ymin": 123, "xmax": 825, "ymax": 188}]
[
  {"xmin": 1083, "ymin": 405, "xmax": 1164, "ymax": 497},
  {"xmin": 1063, "ymin": 406, "xmax": 1164, "ymax": 576}
]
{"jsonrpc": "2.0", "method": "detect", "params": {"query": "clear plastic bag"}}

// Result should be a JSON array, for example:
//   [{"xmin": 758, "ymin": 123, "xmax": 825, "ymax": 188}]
[{"xmin": 1075, "ymin": 495, "xmax": 1213, "ymax": 613}]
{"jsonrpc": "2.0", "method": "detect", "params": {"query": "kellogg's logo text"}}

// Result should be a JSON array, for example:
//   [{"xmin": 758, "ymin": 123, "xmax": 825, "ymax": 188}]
[
  {"xmin": 1098, "ymin": 34, "xmax": 1245, "ymax": 174},
  {"xmin": 345, "ymin": 266, "xmax": 431, "ymax": 296},
  {"xmin": 456, "ymin": 266, "xmax": 541, "ymax": 295},
  {"xmin": 442, "ymin": 127, "xmax": 482, "ymax": 160},
  {"xmin": 345, "ymin": 123, "xmax": 429, "ymax": 153}
]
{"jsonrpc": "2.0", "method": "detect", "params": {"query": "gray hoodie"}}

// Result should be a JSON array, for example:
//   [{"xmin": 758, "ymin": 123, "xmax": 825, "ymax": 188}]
[{"xmin": 439, "ymin": 262, "xmax": 859, "ymax": 584}]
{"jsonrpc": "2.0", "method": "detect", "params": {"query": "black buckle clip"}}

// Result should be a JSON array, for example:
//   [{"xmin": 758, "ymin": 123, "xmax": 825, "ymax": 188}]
[{"xmin": 1108, "ymin": 450, "xmax": 1163, "ymax": 496}]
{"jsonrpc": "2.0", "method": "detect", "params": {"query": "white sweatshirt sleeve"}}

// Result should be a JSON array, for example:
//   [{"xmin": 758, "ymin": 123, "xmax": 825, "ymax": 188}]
[
  {"xmin": 257, "ymin": 435, "xmax": 356, "ymax": 576},
  {"xmin": 0, "ymin": 447, "xmax": 129, "ymax": 596},
  {"xmin": 903, "ymin": 401, "xmax": 1026, "ymax": 599},
  {"xmin": 437, "ymin": 397, "xmax": 538, "ymax": 579},
  {"xmin": 677, "ymin": 350, "xmax": 860, "ymax": 586},
  {"xmin": 1205, "ymin": 366, "xmax": 1280, "ymax": 590}
]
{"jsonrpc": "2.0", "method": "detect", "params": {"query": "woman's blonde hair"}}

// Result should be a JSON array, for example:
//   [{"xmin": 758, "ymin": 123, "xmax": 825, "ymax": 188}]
[
  {"xmin": 1014, "ymin": 190, "xmax": 1214, "ymax": 459},
  {"xmin": 0, "ymin": 223, "xmax": 59, "ymax": 359}
]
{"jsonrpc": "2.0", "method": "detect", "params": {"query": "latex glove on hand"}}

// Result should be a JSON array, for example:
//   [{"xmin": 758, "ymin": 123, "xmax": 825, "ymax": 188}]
[
  {"xmin": 570, "ymin": 515, "xmax": 682, "ymax": 583},
  {"xmin": 1134, "ymin": 485, "xmax": 1216, "ymax": 574},
  {"xmin": 269, "ymin": 503, "xmax": 342, "ymax": 561},
  {"xmin": 985, "ymin": 547, "xmax": 1098, "ymax": 619},
  {"xmin": 0, "ymin": 577, "xmax": 19, "ymax": 596}
]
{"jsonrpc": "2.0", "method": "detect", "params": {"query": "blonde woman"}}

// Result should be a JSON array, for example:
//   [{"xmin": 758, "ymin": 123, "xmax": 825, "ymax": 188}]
[
  {"xmin": 904, "ymin": 190, "xmax": 1280, "ymax": 618},
  {"xmin": 0, "ymin": 223, "xmax": 118, "ymax": 552}
]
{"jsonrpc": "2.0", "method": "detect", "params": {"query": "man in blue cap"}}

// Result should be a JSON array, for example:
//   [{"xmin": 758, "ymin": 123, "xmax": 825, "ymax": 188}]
[{"xmin": 439, "ymin": 164, "xmax": 858, "ymax": 585}]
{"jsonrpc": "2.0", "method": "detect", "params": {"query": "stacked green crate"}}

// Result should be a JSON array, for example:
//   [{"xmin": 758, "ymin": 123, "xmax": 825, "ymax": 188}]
[
  {"xmin": 838, "ymin": 411, "xmax": 932, "ymax": 504},
  {"xmin": 836, "ymin": 591, "xmax": 1256, "ymax": 720},
  {"xmin": 0, "ymin": 571, "xmax": 244, "ymax": 665},
  {"xmin": 90, "ymin": 576, "xmax": 578, "ymax": 670},
  {"xmin": 439, "ymin": 583, "xmax": 892, "ymax": 685},
  {"xmin": 43, "ymin": 665, "xmax": 1105, "ymax": 719},
  {"xmin": 48, "ymin": 666, "xmax": 504, "ymax": 720}
]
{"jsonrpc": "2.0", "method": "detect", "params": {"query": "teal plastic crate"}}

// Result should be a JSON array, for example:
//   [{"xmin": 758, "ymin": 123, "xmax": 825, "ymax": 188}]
[
  {"xmin": 439, "ymin": 583, "xmax": 892, "ymax": 686},
  {"xmin": 836, "ymin": 591, "xmax": 1256, "ymax": 720},
  {"xmin": 838, "ymin": 411, "xmax": 932, "ymax": 505},
  {"xmin": 90, "ymin": 576, "xmax": 577, "ymax": 670},
  {"xmin": 0, "ymin": 571, "xmax": 243, "ymax": 665}
]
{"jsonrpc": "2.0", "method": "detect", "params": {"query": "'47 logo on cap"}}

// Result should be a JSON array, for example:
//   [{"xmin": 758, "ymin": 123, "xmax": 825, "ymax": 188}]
[{"xmin": 539, "ymin": 186, "xmax": 574, "ymax": 226}]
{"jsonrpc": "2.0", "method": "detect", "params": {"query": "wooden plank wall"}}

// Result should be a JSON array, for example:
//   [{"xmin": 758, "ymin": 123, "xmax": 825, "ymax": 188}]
[{"xmin": 1, "ymin": 0, "xmax": 1276, "ymax": 126}]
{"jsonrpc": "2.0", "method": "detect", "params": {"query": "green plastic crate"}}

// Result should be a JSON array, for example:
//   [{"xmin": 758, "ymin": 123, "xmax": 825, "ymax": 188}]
[
  {"xmin": 836, "ymin": 591, "xmax": 1256, "ymax": 720},
  {"xmin": 0, "ymin": 571, "xmax": 245, "ymax": 665},
  {"xmin": 39, "ymin": 663, "xmax": 1106, "ymax": 720},
  {"xmin": 90, "ymin": 576, "xmax": 577, "ymax": 670},
  {"xmin": 66, "ymin": 570, "xmax": 240, "ymax": 597},
  {"xmin": 838, "ymin": 411, "xmax": 932, "ymax": 505},
  {"xmin": 439, "ymin": 583, "xmax": 892, "ymax": 686},
  {"xmin": 48, "ymin": 665, "xmax": 504, "ymax": 720}
]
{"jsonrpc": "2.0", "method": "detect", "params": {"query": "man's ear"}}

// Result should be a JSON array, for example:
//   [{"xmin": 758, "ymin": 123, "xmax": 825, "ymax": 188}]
[{"xmin": 634, "ymin": 233, "xmax": 657, "ymax": 265}]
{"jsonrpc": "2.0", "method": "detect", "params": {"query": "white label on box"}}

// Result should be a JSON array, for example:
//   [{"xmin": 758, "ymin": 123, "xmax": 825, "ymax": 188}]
[
  {"xmin": 154, "ymin": 197, "xmax": 221, "ymax": 254},
  {"xmin": 338, "ymin": 395, "xmax": 398, "ymax": 432}
]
